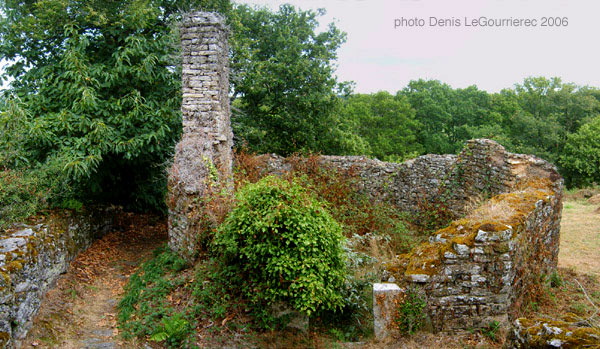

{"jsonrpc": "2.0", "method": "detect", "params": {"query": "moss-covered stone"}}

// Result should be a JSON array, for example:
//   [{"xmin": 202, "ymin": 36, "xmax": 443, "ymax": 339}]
[
  {"xmin": 0, "ymin": 207, "xmax": 115, "ymax": 347},
  {"xmin": 510, "ymin": 317, "xmax": 600, "ymax": 348}
]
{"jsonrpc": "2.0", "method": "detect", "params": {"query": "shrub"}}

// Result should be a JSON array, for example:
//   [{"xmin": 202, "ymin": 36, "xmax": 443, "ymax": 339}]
[
  {"xmin": 0, "ymin": 160, "xmax": 72, "ymax": 229},
  {"xmin": 396, "ymin": 288, "xmax": 427, "ymax": 335},
  {"xmin": 214, "ymin": 175, "xmax": 346, "ymax": 317}
]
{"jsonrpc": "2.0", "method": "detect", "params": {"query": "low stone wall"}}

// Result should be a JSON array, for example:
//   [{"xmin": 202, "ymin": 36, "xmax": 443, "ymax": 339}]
[
  {"xmin": 251, "ymin": 139, "xmax": 514, "ymax": 218},
  {"xmin": 249, "ymin": 139, "xmax": 563, "ymax": 335},
  {"xmin": 390, "ymin": 178, "xmax": 561, "ymax": 332},
  {"xmin": 0, "ymin": 208, "xmax": 114, "ymax": 348},
  {"xmin": 382, "ymin": 152, "xmax": 563, "ymax": 333}
]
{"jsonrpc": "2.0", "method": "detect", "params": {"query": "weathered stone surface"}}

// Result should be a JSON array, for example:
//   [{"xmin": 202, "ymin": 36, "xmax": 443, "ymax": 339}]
[
  {"xmin": 373, "ymin": 283, "xmax": 404, "ymax": 340},
  {"xmin": 168, "ymin": 11, "xmax": 233, "ymax": 261},
  {"xmin": 251, "ymin": 139, "xmax": 516, "ymax": 217},
  {"xmin": 0, "ymin": 208, "xmax": 115, "ymax": 348},
  {"xmin": 508, "ymin": 317, "xmax": 600, "ymax": 348}
]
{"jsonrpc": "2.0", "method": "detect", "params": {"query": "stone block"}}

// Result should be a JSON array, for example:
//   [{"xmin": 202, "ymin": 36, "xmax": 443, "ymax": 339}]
[{"xmin": 373, "ymin": 283, "xmax": 404, "ymax": 340}]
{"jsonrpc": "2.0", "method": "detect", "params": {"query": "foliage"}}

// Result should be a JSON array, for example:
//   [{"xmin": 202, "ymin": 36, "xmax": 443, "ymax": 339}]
[
  {"xmin": 0, "ymin": 168, "xmax": 48, "ymax": 229},
  {"xmin": 149, "ymin": 313, "xmax": 190, "ymax": 346},
  {"xmin": 411, "ymin": 196, "xmax": 454, "ymax": 234},
  {"xmin": 214, "ymin": 175, "xmax": 346, "ymax": 317},
  {"xmin": 399, "ymin": 80, "xmax": 498, "ymax": 155},
  {"xmin": 340, "ymin": 91, "xmax": 422, "ymax": 161},
  {"xmin": 0, "ymin": 160, "xmax": 75, "ymax": 228},
  {"xmin": 313, "ymin": 264, "xmax": 376, "ymax": 342},
  {"xmin": 0, "ymin": 0, "xmax": 232, "ymax": 212},
  {"xmin": 118, "ymin": 246, "xmax": 187, "ymax": 341},
  {"xmin": 396, "ymin": 289, "xmax": 427, "ymax": 335},
  {"xmin": 229, "ymin": 4, "xmax": 351, "ymax": 156},
  {"xmin": 190, "ymin": 259, "xmax": 236, "ymax": 321},
  {"xmin": 285, "ymin": 156, "xmax": 415, "ymax": 246},
  {"xmin": 560, "ymin": 116, "xmax": 600, "ymax": 187},
  {"xmin": 480, "ymin": 320, "xmax": 501, "ymax": 342}
]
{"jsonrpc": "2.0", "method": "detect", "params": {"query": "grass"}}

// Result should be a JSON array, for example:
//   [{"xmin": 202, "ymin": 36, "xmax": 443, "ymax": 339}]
[{"xmin": 558, "ymin": 197, "xmax": 600, "ymax": 276}]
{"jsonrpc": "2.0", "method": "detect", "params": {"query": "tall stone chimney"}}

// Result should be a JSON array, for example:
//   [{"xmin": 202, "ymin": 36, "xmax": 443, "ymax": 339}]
[{"xmin": 167, "ymin": 12, "xmax": 233, "ymax": 261}]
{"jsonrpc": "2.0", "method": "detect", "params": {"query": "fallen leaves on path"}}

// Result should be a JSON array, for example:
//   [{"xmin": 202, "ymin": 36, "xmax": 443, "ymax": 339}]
[{"xmin": 21, "ymin": 211, "xmax": 168, "ymax": 348}]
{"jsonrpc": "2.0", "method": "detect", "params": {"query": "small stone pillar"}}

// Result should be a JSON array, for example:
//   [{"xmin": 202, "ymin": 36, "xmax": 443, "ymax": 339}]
[
  {"xmin": 167, "ymin": 11, "xmax": 233, "ymax": 261},
  {"xmin": 373, "ymin": 283, "xmax": 404, "ymax": 340}
]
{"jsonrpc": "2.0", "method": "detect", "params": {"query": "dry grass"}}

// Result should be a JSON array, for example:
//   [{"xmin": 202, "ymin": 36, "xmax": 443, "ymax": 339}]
[
  {"xmin": 589, "ymin": 194, "xmax": 600, "ymax": 205},
  {"xmin": 531, "ymin": 267, "xmax": 600, "ymax": 327},
  {"xmin": 559, "ymin": 198, "xmax": 600, "ymax": 276},
  {"xmin": 466, "ymin": 196, "xmax": 517, "ymax": 223}
]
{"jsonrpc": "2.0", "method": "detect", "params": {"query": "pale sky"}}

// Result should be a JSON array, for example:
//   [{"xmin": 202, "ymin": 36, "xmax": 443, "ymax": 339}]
[{"xmin": 235, "ymin": 0, "xmax": 600, "ymax": 93}]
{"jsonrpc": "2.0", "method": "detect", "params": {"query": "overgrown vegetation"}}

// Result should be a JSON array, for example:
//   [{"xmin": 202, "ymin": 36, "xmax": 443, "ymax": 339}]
[
  {"xmin": 118, "ymin": 246, "xmax": 188, "ymax": 345},
  {"xmin": 118, "ymin": 154, "xmax": 429, "ymax": 345},
  {"xmin": 396, "ymin": 288, "xmax": 427, "ymax": 335},
  {"xmin": 214, "ymin": 175, "xmax": 347, "ymax": 317}
]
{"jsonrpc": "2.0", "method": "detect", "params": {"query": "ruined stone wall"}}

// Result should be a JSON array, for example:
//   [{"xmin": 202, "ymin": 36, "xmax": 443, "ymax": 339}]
[
  {"xmin": 0, "ymin": 208, "xmax": 114, "ymax": 348},
  {"xmin": 384, "ymin": 150, "xmax": 563, "ymax": 333},
  {"xmin": 171, "ymin": 10, "xmax": 564, "ymax": 336},
  {"xmin": 253, "ymin": 139, "xmax": 514, "ymax": 218},
  {"xmin": 250, "ymin": 141, "xmax": 563, "ymax": 334},
  {"xmin": 168, "ymin": 11, "xmax": 233, "ymax": 261}
]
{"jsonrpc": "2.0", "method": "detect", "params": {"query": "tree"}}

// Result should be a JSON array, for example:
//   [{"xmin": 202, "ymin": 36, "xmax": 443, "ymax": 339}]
[
  {"xmin": 399, "ymin": 80, "xmax": 501, "ymax": 155},
  {"xmin": 0, "ymin": 0, "xmax": 230, "ymax": 210},
  {"xmin": 399, "ymin": 80, "xmax": 455, "ymax": 154},
  {"xmin": 560, "ymin": 116, "xmax": 600, "ymax": 187},
  {"xmin": 229, "ymin": 4, "xmax": 349, "ymax": 156},
  {"xmin": 341, "ymin": 91, "xmax": 422, "ymax": 161},
  {"xmin": 501, "ymin": 77, "xmax": 600, "ymax": 164}
]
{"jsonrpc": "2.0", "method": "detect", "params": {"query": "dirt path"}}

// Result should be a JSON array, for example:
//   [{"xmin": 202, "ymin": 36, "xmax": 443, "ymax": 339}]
[
  {"xmin": 20, "ymin": 212, "xmax": 167, "ymax": 348},
  {"xmin": 559, "ymin": 199, "xmax": 600, "ymax": 276}
]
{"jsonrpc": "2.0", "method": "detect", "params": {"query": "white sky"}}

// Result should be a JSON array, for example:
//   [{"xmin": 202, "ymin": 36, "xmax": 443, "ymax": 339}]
[{"xmin": 234, "ymin": 0, "xmax": 600, "ymax": 93}]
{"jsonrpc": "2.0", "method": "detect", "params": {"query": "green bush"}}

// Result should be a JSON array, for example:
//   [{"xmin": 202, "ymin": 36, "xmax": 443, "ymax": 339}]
[
  {"xmin": 560, "ymin": 116, "xmax": 600, "ymax": 187},
  {"xmin": 214, "ymin": 175, "xmax": 346, "ymax": 317},
  {"xmin": 0, "ymin": 160, "xmax": 73, "ymax": 229},
  {"xmin": 396, "ymin": 288, "xmax": 427, "ymax": 335}
]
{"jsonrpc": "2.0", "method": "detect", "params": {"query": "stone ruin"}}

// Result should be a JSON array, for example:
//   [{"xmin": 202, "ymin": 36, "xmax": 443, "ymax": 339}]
[
  {"xmin": 249, "ymin": 139, "xmax": 563, "ymax": 338},
  {"xmin": 0, "ymin": 10, "xmax": 579, "ymax": 349},
  {"xmin": 0, "ymin": 209, "xmax": 115, "ymax": 347},
  {"xmin": 163, "ymin": 10, "xmax": 565, "ymax": 344},
  {"xmin": 168, "ymin": 12, "xmax": 233, "ymax": 262}
]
